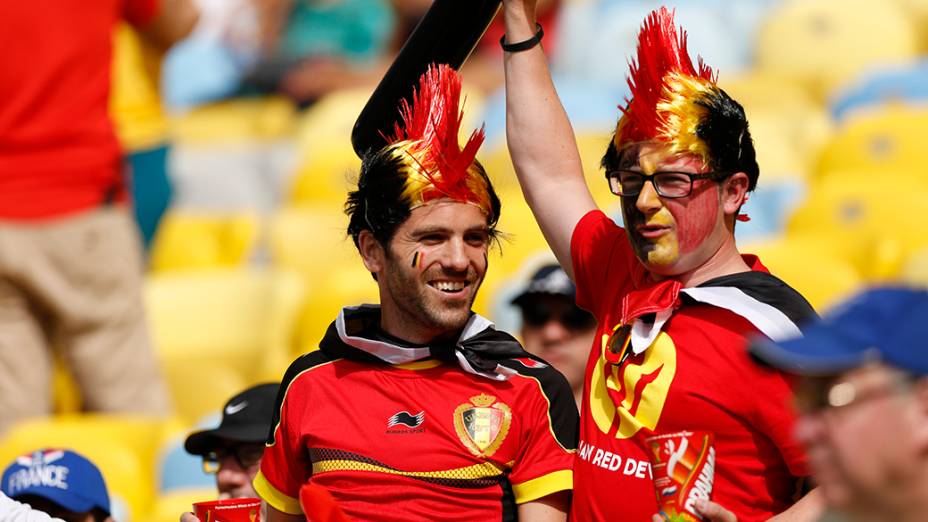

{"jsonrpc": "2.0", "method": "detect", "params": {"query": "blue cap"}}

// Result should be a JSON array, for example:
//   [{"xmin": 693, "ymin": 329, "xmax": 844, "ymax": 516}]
[
  {"xmin": 2, "ymin": 449, "xmax": 111, "ymax": 516},
  {"xmin": 750, "ymin": 287, "xmax": 928, "ymax": 377}
]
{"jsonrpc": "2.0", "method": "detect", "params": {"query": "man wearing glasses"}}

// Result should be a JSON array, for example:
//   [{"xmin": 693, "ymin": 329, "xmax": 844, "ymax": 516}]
[
  {"xmin": 511, "ymin": 262, "xmax": 595, "ymax": 408},
  {"xmin": 751, "ymin": 287, "xmax": 928, "ymax": 522},
  {"xmin": 501, "ymin": 4, "xmax": 823, "ymax": 521},
  {"xmin": 184, "ymin": 383, "xmax": 278, "ymax": 499}
]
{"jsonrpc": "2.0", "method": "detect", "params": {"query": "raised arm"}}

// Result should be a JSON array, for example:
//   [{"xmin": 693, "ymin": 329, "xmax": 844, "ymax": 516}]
[{"xmin": 502, "ymin": 0, "xmax": 598, "ymax": 279}]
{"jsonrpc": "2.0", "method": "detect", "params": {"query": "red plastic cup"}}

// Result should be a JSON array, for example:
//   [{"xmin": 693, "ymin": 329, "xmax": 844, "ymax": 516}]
[
  {"xmin": 646, "ymin": 431, "xmax": 715, "ymax": 522},
  {"xmin": 193, "ymin": 498, "xmax": 261, "ymax": 522}
]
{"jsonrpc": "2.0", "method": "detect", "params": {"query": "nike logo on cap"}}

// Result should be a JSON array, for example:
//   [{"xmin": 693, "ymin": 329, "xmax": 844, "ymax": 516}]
[{"xmin": 225, "ymin": 401, "xmax": 248, "ymax": 415}]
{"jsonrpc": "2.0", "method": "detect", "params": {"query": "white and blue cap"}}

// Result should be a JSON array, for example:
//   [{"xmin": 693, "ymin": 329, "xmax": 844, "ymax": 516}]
[
  {"xmin": 750, "ymin": 287, "xmax": 928, "ymax": 377},
  {"xmin": 2, "ymin": 449, "xmax": 111, "ymax": 516}
]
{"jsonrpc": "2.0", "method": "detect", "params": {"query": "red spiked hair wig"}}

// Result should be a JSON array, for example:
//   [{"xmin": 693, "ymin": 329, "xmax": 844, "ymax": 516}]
[{"xmin": 608, "ymin": 7, "xmax": 759, "ymax": 190}]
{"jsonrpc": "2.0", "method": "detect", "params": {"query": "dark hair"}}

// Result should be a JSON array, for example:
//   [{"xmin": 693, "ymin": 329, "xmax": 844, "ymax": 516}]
[
  {"xmin": 345, "ymin": 145, "xmax": 502, "ymax": 249},
  {"xmin": 601, "ymin": 87, "xmax": 759, "ymax": 191}
]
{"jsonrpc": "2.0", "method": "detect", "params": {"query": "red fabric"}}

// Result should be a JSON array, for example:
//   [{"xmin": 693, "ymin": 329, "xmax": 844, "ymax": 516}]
[
  {"xmin": 261, "ymin": 360, "xmax": 573, "ymax": 521},
  {"xmin": 569, "ymin": 210, "xmax": 808, "ymax": 522},
  {"xmin": 0, "ymin": 0, "xmax": 158, "ymax": 219},
  {"xmin": 300, "ymin": 484, "xmax": 350, "ymax": 522}
]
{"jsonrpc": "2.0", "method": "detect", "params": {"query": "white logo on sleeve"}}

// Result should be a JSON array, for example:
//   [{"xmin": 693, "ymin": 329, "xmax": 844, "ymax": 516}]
[{"xmin": 225, "ymin": 401, "xmax": 248, "ymax": 415}]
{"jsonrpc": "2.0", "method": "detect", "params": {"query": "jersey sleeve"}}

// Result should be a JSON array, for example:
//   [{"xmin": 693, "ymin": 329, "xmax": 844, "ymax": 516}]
[
  {"xmin": 254, "ymin": 360, "xmax": 315, "ymax": 514},
  {"xmin": 570, "ymin": 209, "xmax": 636, "ymax": 316},
  {"xmin": 508, "ymin": 368, "xmax": 579, "ymax": 504},
  {"xmin": 748, "ymin": 368, "xmax": 810, "ymax": 478}
]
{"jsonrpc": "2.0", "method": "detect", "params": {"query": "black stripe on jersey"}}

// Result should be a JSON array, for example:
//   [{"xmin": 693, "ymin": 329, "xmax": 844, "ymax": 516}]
[
  {"xmin": 497, "ymin": 356, "xmax": 579, "ymax": 452},
  {"xmin": 308, "ymin": 448, "xmax": 505, "ymax": 489},
  {"xmin": 266, "ymin": 349, "xmax": 338, "ymax": 446},
  {"xmin": 696, "ymin": 271, "xmax": 819, "ymax": 328},
  {"xmin": 500, "ymin": 473, "xmax": 516, "ymax": 522}
]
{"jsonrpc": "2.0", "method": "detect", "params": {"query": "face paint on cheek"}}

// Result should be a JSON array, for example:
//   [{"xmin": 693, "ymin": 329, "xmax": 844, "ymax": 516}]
[
  {"xmin": 675, "ymin": 183, "xmax": 720, "ymax": 254},
  {"xmin": 411, "ymin": 251, "xmax": 425, "ymax": 271}
]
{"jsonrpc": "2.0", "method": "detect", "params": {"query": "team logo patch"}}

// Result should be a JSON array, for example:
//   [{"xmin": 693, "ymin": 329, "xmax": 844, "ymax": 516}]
[
  {"xmin": 453, "ymin": 393, "xmax": 511, "ymax": 457},
  {"xmin": 388, "ymin": 411, "xmax": 425, "ymax": 428}
]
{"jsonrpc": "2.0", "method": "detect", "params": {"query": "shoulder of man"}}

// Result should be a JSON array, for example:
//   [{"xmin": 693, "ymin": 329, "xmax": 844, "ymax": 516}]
[{"xmin": 497, "ymin": 356, "xmax": 579, "ymax": 451}]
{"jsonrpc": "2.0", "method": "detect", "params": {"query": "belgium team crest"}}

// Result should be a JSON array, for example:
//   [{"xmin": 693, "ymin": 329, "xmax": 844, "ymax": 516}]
[{"xmin": 453, "ymin": 393, "xmax": 512, "ymax": 457}]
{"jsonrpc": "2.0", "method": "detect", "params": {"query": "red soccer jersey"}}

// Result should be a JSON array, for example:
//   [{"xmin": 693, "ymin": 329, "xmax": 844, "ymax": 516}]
[
  {"xmin": 569, "ymin": 210, "xmax": 814, "ymax": 522},
  {"xmin": 0, "ymin": 0, "xmax": 157, "ymax": 219},
  {"xmin": 256, "ymin": 342, "xmax": 577, "ymax": 520}
]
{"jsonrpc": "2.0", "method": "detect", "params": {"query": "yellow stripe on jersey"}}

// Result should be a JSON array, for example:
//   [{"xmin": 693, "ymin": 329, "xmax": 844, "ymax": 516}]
[
  {"xmin": 312, "ymin": 459, "xmax": 505, "ymax": 481},
  {"xmin": 511, "ymin": 469, "xmax": 574, "ymax": 504},
  {"xmin": 253, "ymin": 469, "xmax": 302, "ymax": 515},
  {"xmin": 394, "ymin": 359, "xmax": 443, "ymax": 370}
]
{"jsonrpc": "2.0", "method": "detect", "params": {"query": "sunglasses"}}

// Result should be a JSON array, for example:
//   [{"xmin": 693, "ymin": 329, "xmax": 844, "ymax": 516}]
[
  {"xmin": 520, "ymin": 300, "xmax": 595, "ymax": 331},
  {"xmin": 202, "ymin": 444, "xmax": 264, "ymax": 474}
]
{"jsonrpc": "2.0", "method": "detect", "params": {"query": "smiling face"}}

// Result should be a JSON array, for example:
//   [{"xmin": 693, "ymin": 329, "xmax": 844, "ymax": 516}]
[
  {"xmin": 618, "ymin": 142, "xmax": 734, "ymax": 277},
  {"xmin": 360, "ymin": 199, "xmax": 490, "ymax": 343}
]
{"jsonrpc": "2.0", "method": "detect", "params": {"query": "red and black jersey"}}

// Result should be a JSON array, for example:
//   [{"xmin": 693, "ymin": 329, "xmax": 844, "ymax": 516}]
[
  {"xmin": 569, "ymin": 210, "xmax": 817, "ymax": 522},
  {"xmin": 254, "ymin": 306, "xmax": 578, "ymax": 521}
]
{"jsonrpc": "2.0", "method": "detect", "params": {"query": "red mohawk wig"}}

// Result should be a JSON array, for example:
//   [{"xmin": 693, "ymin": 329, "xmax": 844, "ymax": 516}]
[{"xmin": 388, "ymin": 64, "xmax": 491, "ymax": 213}]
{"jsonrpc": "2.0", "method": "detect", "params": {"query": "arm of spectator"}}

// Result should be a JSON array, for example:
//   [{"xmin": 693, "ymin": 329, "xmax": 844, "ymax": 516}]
[
  {"xmin": 501, "ymin": 0, "xmax": 597, "ymax": 279},
  {"xmin": 179, "ymin": 513, "xmax": 199, "ymax": 522},
  {"xmin": 1, "ymin": 492, "xmax": 65, "ymax": 522},
  {"xmin": 517, "ymin": 490, "xmax": 569, "ymax": 521},
  {"xmin": 650, "ymin": 488, "xmax": 825, "ymax": 522},
  {"xmin": 252, "ymin": 0, "xmax": 294, "ymax": 55},
  {"xmin": 138, "ymin": 0, "xmax": 199, "ymax": 49}
]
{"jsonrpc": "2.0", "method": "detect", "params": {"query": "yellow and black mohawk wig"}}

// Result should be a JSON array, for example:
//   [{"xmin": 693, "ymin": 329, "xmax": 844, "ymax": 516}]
[
  {"xmin": 347, "ymin": 64, "xmax": 500, "ymax": 247},
  {"xmin": 605, "ymin": 7, "xmax": 759, "ymax": 190}
]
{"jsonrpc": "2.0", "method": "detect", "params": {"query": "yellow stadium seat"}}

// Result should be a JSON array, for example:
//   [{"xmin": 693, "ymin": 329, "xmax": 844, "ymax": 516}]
[
  {"xmin": 785, "ymin": 181, "xmax": 928, "ymax": 280},
  {"xmin": 742, "ymin": 236, "xmax": 865, "ymax": 312},
  {"xmin": 756, "ymin": 0, "xmax": 919, "ymax": 99},
  {"xmin": 149, "ymin": 212, "xmax": 261, "ymax": 272},
  {"xmin": 901, "ymin": 247, "xmax": 928, "ymax": 286},
  {"xmin": 145, "ymin": 268, "xmax": 306, "ymax": 387},
  {"xmin": 267, "ymin": 206, "xmax": 379, "ymax": 352},
  {"xmin": 814, "ymin": 105, "xmax": 928, "ymax": 182},
  {"xmin": 170, "ymin": 96, "xmax": 296, "ymax": 145},
  {"xmin": 161, "ymin": 361, "xmax": 247, "ymax": 425},
  {"xmin": 0, "ymin": 415, "xmax": 183, "ymax": 522}
]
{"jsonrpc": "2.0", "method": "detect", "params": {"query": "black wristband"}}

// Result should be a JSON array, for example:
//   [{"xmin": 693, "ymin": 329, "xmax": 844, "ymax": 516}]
[{"xmin": 500, "ymin": 23, "xmax": 544, "ymax": 52}]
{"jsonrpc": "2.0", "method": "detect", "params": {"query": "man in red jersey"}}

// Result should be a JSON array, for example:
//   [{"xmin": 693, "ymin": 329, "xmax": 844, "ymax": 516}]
[
  {"xmin": 501, "ymin": 4, "xmax": 824, "ymax": 521},
  {"xmin": 254, "ymin": 64, "xmax": 578, "ymax": 521},
  {"xmin": 0, "ymin": 1, "xmax": 197, "ymax": 431}
]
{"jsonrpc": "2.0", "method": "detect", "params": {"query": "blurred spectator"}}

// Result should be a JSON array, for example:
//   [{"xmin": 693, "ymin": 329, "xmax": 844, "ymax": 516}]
[
  {"xmin": 165, "ymin": 0, "xmax": 395, "ymax": 109},
  {"xmin": 182, "ymin": 383, "xmax": 279, "ymax": 500},
  {"xmin": 751, "ymin": 287, "xmax": 928, "ymax": 522},
  {"xmin": 0, "ymin": 0, "xmax": 196, "ymax": 433},
  {"xmin": 1, "ymin": 449, "xmax": 113, "ymax": 522},
  {"xmin": 511, "ymin": 263, "xmax": 594, "ymax": 407}
]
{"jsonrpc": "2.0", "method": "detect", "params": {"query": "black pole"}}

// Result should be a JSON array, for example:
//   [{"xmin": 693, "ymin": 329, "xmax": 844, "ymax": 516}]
[{"xmin": 351, "ymin": 0, "xmax": 502, "ymax": 158}]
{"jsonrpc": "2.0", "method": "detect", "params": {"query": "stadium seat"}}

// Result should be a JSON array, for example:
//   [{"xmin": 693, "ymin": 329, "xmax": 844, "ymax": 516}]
[
  {"xmin": 161, "ymin": 361, "xmax": 247, "ymax": 426},
  {"xmin": 814, "ymin": 106, "xmax": 928, "ymax": 183},
  {"xmin": 901, "ymin": 247, "xmax": 928, "ymax": 286},
  {"xmin": 830, "ymin": 60, "xmax": 928, "ymax": 121},
  {"xmin": 742, "ymin": 236, "xmax": 865, "ymax": 312},
  {"xmin": 145, "ymin": 268, "xmax": 306, "ymax": 387},
  {"xmin": 170, "ymin": 96, "xmax": 297, "ymax": 145},
  {"xmin": 156, "ymin": 418, "xmax": 218, "ymax": 493},
  {"xmin": 267, "ymin": 207, "xmax": 379, "ymax": 352},
  {"xmin": 0, "ymin": 415, "xmax": 182, "ymax": 522},
  {"xmin": 785, "ymin": 181, "xmax": 928, "ymax": 280},
  {"xmin": 756, "ymin": 0, "xmax": 919, "ymax": 99},
  {"xmin": 149, "ymin": 211, "xmax": 261, "ymax": 272}
]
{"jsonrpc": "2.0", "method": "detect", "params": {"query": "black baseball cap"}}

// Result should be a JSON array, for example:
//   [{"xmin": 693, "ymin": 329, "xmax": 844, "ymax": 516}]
[
  {"xmin": 511, "ymin": 264, "xmax": 576, "ymax": 307},
  {"xmin": 184, "ymin": 382, "xmax": 279, "ymax": 456}
]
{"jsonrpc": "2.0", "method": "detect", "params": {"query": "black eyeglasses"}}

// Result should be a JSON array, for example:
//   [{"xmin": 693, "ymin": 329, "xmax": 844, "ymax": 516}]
[
  {"xmin": 202, "ymin": 444, "xmax": 264, "ymax": 474},
  {"xmin": 605, "ymin": 169, "xmax": 725, "ymax": 198},
  {"xmin": 521, "ymin": 301, "xmax": 595, "ymax": 331},
  {"xmin": 794, "ymin": 374, "xmax": 916, "ymax": 416}
]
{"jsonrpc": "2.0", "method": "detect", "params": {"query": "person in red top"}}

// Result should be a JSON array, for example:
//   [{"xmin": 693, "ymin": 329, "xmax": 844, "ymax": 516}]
[
  {"xmin": 254, "ymin": 64, "xmax": 577, "ymax": 521},
  {"xmin": 500, "ymin": 4, "xmax": 825, "ymax": 521},
  {"xmin": 0, "ymin": 0, "xmax": 197, "ymax": 432}
]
